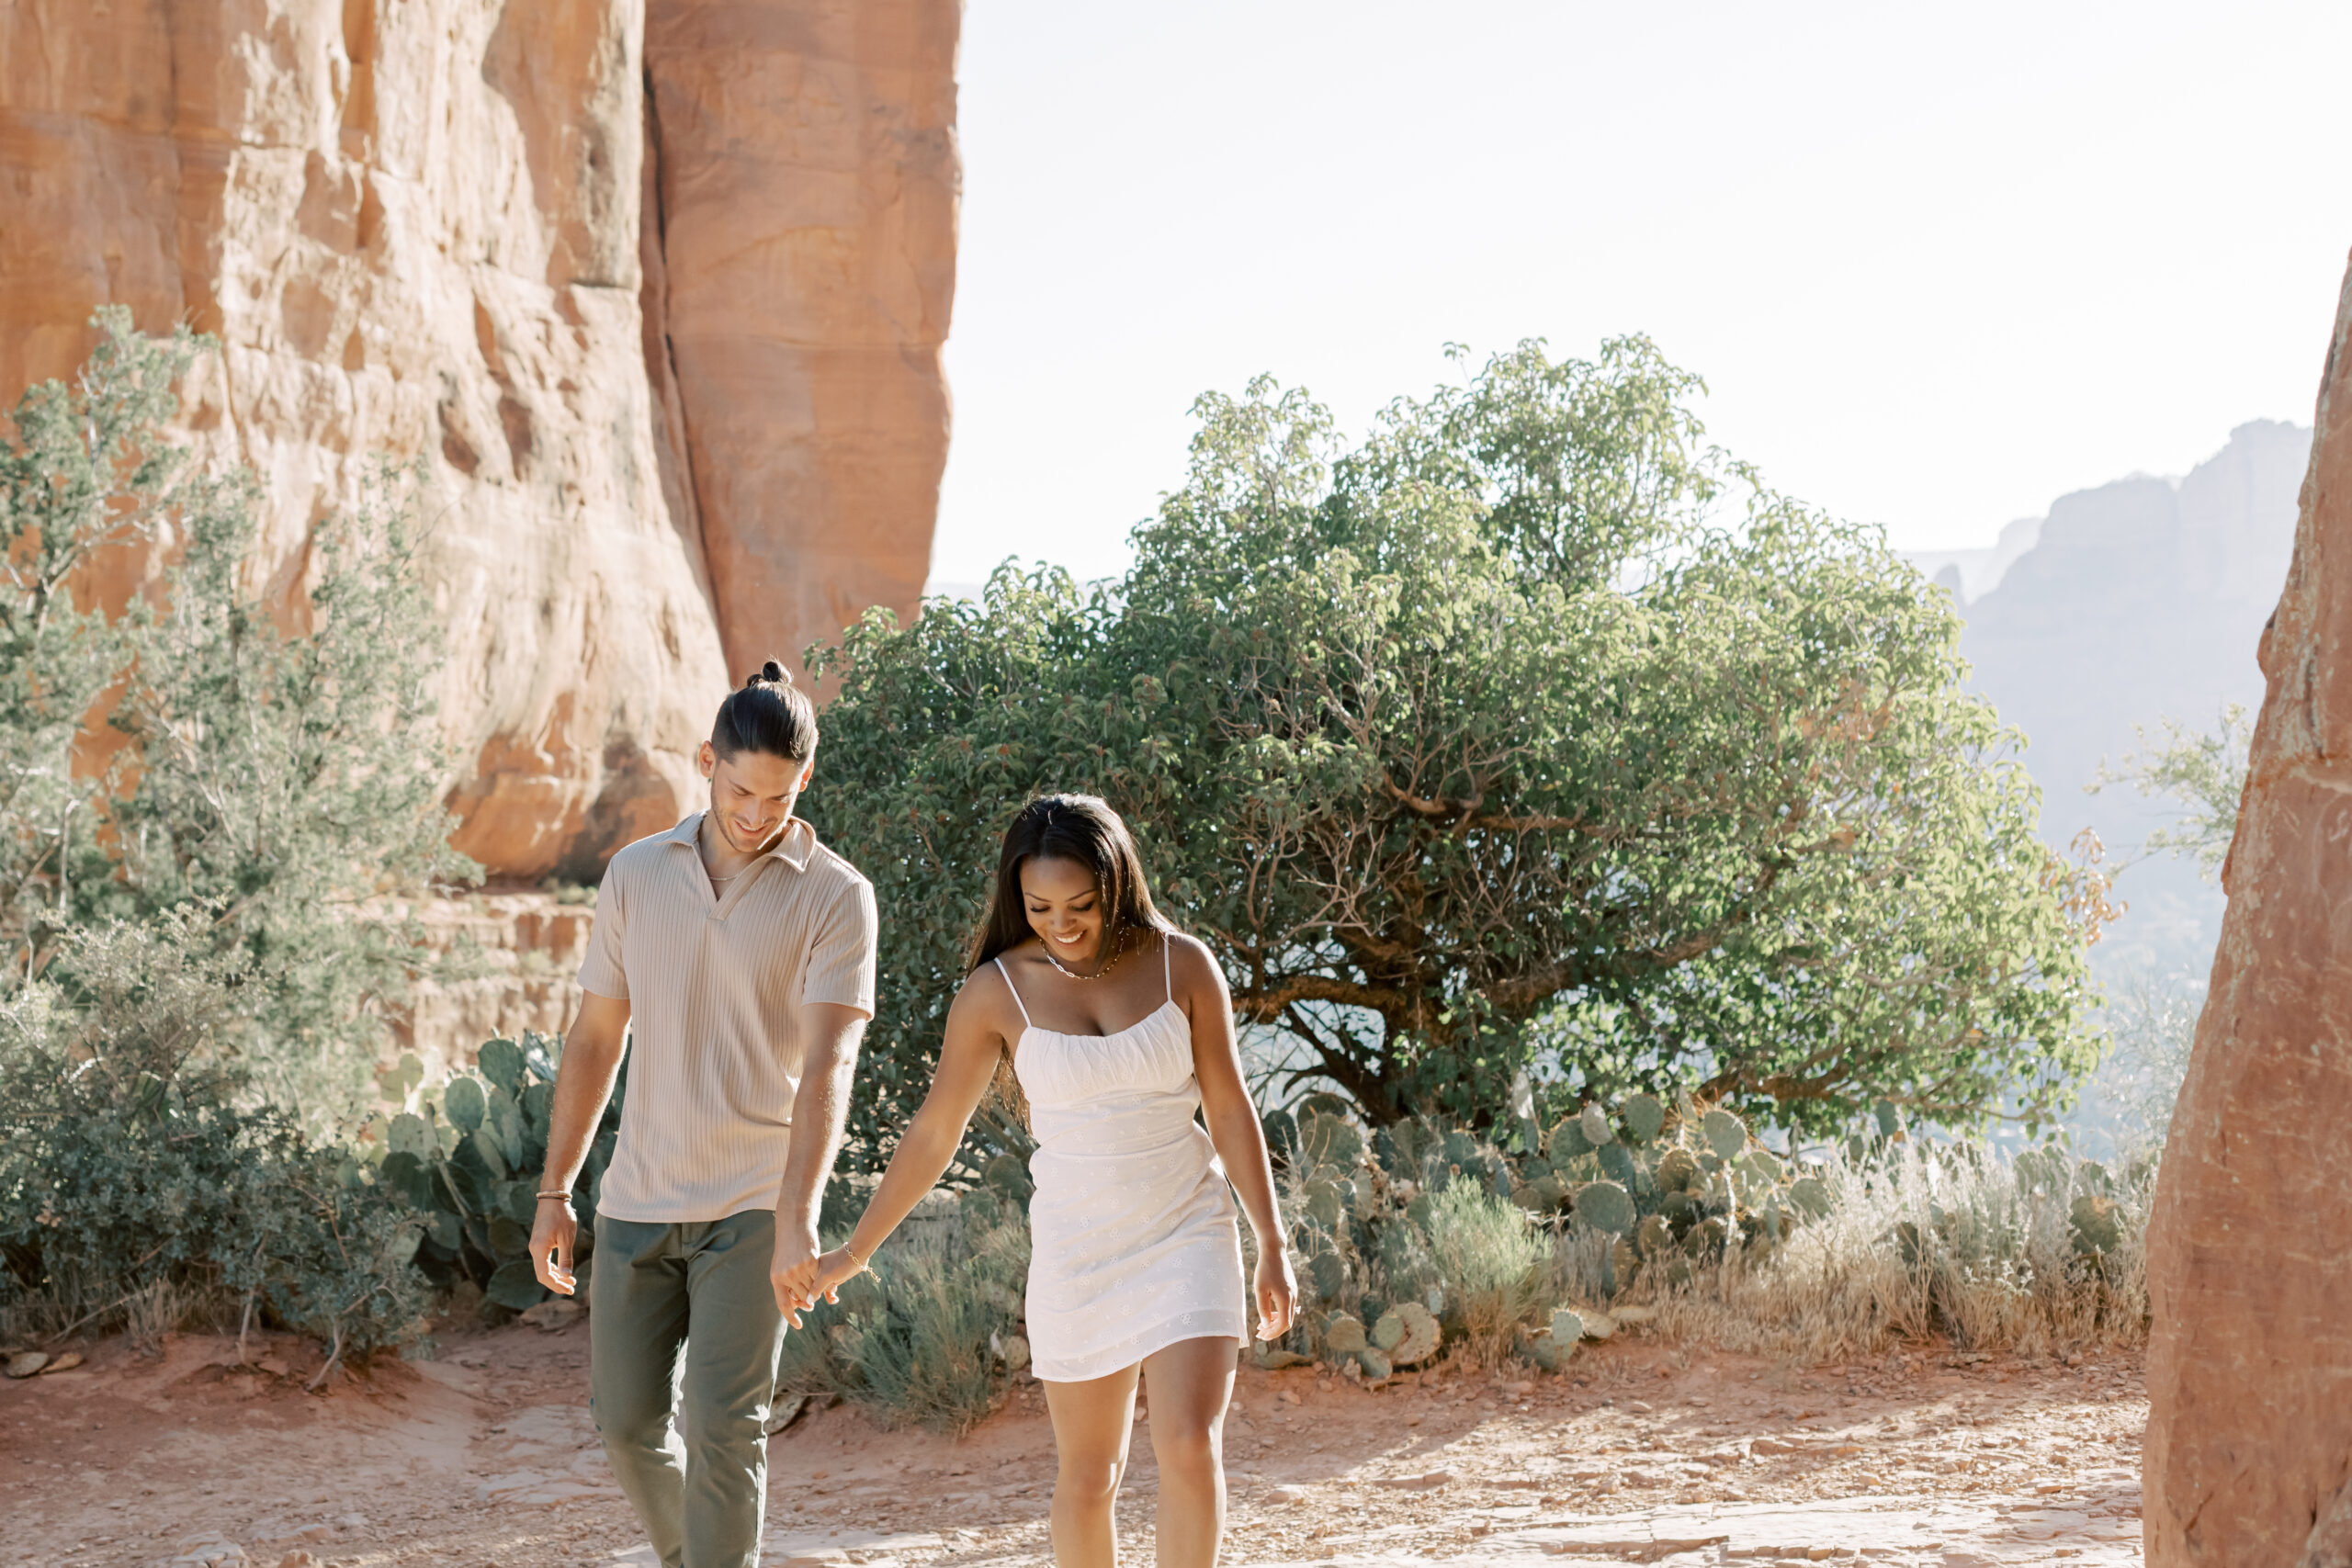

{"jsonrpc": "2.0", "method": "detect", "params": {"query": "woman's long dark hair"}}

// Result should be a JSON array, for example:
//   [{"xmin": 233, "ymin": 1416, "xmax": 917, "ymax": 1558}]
[
  {"xmin": 967, "ymin": 794, "xmax": 1171, "ymax": 973},
  {"xmin": 968, "ymin": 795, "xmax": 1174, "ymax": 1127}
]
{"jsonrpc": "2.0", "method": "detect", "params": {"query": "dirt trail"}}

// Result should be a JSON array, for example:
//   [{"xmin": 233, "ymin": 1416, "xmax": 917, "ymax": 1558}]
[{"xmin": 0, "ymin": 1316, "xmax": 2144, "ymax": 1567}]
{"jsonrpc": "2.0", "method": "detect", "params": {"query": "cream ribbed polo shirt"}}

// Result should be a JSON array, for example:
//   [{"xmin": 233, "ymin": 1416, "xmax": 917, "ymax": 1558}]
[{"xmin": 579, "ymin": 812, "xmax": 878, "ymax": 1223}]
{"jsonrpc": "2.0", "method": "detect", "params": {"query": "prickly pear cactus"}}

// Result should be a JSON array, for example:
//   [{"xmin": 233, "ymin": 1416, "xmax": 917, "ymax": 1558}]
[
  {"xmin": 1373, "ymin": 1300, "xmax": 1442, "ymax": 1366},
  {"xmin": 1532, "ymin": 1093, "xmax": 1831, "ymax": 1297},
  {"xmin": 379, "ymin": 1032, "xmax": 619, "ymax": 1314}
]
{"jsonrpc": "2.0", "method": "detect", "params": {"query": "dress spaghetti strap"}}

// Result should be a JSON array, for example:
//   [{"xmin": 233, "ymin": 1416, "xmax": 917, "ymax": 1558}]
[
  {"xmin": 993, "ymin": 956, "xmax": 1033, "ymax": 1027},
  {"xmin": 1162, "ymin": 931, "xmax": 1173, "ymax": 1002}
]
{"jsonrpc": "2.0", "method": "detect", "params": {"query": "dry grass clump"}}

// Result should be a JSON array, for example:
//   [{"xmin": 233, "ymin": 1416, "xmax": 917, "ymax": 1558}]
[{"xmin": 1627, "ymin": 1141, "xmax": 2154, "ymax": 1363}]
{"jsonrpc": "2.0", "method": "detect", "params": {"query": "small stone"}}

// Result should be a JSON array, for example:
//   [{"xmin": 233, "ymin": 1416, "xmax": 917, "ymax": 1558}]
[
  {"xmin": 518, "ymin": 1298, "xmax": 583, "ymax": 1331},
  {"xmin": 5, "ymin": 1351, "xmax": 48, "ymax": 1378},
  {"xmin": 276, "ymin": 1554, "xmax": 319, "ymax": 1568},
  {"xmin": 40, "ymin": 1351, "xmax": 83, "ymax": 1374},
  {"xmin": 1269, "ymin": 1483, "xmax": 1308, "ymax": 1504}
]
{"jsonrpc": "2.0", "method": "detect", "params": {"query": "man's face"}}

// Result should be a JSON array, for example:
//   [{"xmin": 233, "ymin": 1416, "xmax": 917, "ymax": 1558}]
[{"xmin": 698, "ymin": 741, "xmax": 812, "ymax": 854}]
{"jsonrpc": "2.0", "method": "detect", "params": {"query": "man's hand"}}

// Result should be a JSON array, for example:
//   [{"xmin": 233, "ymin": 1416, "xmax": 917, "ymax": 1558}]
[
  {"xmin": 771, "ymin": 1216, "xmax": 823, "ymax": 1327},
  {"xmin": 531, "ymin": 1196, "xmax": 579, "ymax": 1297}
]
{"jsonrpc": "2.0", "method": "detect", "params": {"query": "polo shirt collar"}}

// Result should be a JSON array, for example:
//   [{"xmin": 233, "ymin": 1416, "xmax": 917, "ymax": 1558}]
[{"xmin": 666, "ymin": 811, "xmax": 816, "ymax": 871}]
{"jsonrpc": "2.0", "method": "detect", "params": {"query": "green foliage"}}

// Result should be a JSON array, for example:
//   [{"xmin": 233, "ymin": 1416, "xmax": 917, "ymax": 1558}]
[
  {"xmin": 380, "ymin": 1033, "xmax": 621, "ymax": 1313},
  {"xmin": 0, "ymin": 314, "xmax": 479, "ymax": 1362},
  {"xmin": 810, "ymin": 337, "xmax": 2104, "ymax": 1144},
  {"xmin": 0, "ymin": 913, "xmax": 433, "ymax": 1363},
  {"xmin": 2089, "ymin": 705, "xmax": 2251, "ymax": 878},
  {"xmin": 0, "ymin": 309, "xmax": 477, "ymax": 1124}
]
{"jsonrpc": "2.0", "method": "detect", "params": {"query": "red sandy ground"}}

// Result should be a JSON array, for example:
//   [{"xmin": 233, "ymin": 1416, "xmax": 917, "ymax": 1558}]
[{"xmin": 0, "ymin": 1315, "xmax": 2145, "ymax": 1567}]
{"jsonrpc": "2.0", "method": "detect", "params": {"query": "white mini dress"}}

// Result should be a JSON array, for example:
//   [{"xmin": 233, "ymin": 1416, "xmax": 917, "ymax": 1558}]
[{"xmin": 997, "ymin": 941, "xmax": 1249, "ymax": 1382}]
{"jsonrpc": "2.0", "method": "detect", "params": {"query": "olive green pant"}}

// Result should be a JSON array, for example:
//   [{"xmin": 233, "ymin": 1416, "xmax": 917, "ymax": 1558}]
[{"xmin": 591, "ymin": 1211, "xmax": 786, "ymax": 1568}]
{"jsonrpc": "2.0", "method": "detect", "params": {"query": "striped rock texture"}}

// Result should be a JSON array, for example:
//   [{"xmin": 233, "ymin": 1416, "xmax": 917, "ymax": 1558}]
[
  {"xmin": 2143, "ymin": 253, "xmax": 2352, "ymax": 1566},
  {"xmin": 0, "ymin": 0, "xmax": 957, "ymax": 880}
]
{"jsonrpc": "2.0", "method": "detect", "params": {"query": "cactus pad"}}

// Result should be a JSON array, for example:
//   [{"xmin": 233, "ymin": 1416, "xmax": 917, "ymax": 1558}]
[
  {"xmin": 1380, "ymin": 1300, "xmax": 1442, "ymax": 1364},
  {"xmin": 1788, "ymin": 1175, "xmax": 1831, "ymax": 1218},
  {"xmin": 1299, "ymin": 1111, "xmax": 1363, "ymax": 1170},
  {"xmin": 1579, "ymin": 1103, "xmax": 1615, "ymax": 1147},
  {"xmin": 1324, "ymin": 1312, "xmax": 1369, "ymax": 1353},
  {"xmin": 1657, "ymin": 1146, "xmax": 1700, "ymax": 1193},
  {"xmin": 1634, "ymin": 1213, "xmax": 1673, "ymax": 1258},
  {"xmin": 444, "ymin": 1076, "xmax": 486, "ymax": 1133},
  {"xmin": 1701, "ymin": 1108, "xmax": 1747, "ymax": 1159},
  {"xmin": 388, "ymin": 1111, "xmax": 434, "ymax": 1159},
  {"xmin": 1511, "ymin": 1172, "xmax": 1567, "ymax": 1213},
  {"xmin": 1548, "ymin": 1113, "xmax": 1594, "ymax": 1160},
  {"xmin": 1621, "ymin": 1092, "xmax": 1667, "ymax": 1145},
  {"xmin": 2069, "ymin": 1193, "xmax": 2122, "ymax": 1256},
  {"xmin": 477, "ymin": 1037, "xmax": 526, "ymax": 1095},
  {"xmin": 1575, "ymin": 1179, "xmax": 1638, "ymax": 1235}
]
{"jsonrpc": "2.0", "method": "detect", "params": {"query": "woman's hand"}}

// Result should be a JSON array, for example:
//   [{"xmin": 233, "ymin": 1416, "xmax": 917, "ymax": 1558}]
[
  {"xmin": 808, "ymin": 1246, "xmax": 868, "ymax": 1304},
  {"xmin": 1252, "ymin": 1244, "xmax": 1299, "ymax": 1342}
]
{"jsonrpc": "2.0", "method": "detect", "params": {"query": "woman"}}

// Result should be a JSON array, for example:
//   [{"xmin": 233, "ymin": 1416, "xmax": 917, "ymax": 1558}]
[{"xmin": 803, "ymin": 794, "xmax": 1297, "ymax": 1567}]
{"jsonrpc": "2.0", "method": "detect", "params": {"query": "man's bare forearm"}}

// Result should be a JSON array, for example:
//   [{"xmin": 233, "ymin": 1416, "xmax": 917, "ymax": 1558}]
[
  {"xmin": 775, "ymin": 1008, "xmax": 867, "ymax": 1229},
  {"xmin": 540, "ymin": 997, "xmax": 630, "ymax": 1192}
]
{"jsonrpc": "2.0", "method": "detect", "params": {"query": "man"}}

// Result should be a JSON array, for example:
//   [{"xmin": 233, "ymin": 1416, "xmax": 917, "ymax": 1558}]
[{"xmin": 528, "ymin": 660, "xmax": 876, "ymax": 1568}]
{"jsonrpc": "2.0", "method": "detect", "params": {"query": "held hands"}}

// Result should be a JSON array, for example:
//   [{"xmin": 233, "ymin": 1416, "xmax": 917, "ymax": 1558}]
[
  {"xmin": 1252, "ymin": 1243, "xmax": 1301, "ymax": 1342},
  {"xmin": 808, "ymin": 1247, "xmax": 867, "ymax": 1303},
  {"xmin": 770, "ymin": 1234, "xmax": 869, "ymax": 1328},
  {"xmin": 770, "ymin": 1218, "xmax": 824, "ymax": 1328}
]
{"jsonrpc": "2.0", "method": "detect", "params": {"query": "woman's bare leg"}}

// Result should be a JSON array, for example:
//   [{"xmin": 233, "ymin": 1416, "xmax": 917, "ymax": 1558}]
[
  {"xmin": 1043, "ymin": 1363, "xmax": 1141, "ymax": 1567},
  {"xmin": 1141, "ymin": 1337, "xmax": 1238, "ymax": 1568}
]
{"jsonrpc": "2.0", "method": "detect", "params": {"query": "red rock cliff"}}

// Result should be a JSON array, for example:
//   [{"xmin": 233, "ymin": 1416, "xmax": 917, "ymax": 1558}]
[
  {"xmin": 643, "ymin": 0, "xmax": 958, "ymax": 687},
  {"xmin": 2143, "ymin": 256, "xmax": 2352, "ymax": 1564},
  {"xmin": 0, "ymin": 0, "xmax": 958, "ymax": 879}
]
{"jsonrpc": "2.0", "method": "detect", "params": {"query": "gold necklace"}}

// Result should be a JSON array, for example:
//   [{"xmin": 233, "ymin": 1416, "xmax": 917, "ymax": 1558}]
[{"xmin": 1042, "ymin": 924, "xmax": 1128, "ymax": 982}]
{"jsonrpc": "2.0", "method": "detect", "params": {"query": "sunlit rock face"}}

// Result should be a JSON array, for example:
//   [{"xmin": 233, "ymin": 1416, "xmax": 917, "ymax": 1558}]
[
  {"xmin": 0, "ymin": 0, "xmax": 956, "ymax": 879},
  {"xmin": 643, "ymin": 0, "xmax": 958, "ymax": 686},
  {"xmin": 2143, "ymin": 260, "xmax": 2352, "ymax": 1565}
]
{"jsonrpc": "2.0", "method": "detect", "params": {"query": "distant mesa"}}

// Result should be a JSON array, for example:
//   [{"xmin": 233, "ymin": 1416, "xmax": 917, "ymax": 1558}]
[{"xmin": 1900, "ymin": 419, "xmax": 2309, "ymax": 971}]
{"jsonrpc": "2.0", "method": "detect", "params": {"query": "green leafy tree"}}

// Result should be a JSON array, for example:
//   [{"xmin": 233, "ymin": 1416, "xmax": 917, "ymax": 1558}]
[
  {"xmin": 2089, "ymin": 705, "xmax": 2252, "ymax": 878},
  {"xmin": 810, "ymin": 339, "xmax": 2107, "ymax": 1145},
  {"xmin": 0, "ymin": 310, "xmax": 477, "ymax": 1119}
]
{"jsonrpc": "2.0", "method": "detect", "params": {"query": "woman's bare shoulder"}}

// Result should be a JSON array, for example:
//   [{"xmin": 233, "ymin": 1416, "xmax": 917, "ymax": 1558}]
[
  {"xmin": 950, "ymin": 949, "xmax": 1035, "ymax": 1026},
  {"xmin": 1160, "ymin": 930, "xmax": 1226, "ymax": 990}
]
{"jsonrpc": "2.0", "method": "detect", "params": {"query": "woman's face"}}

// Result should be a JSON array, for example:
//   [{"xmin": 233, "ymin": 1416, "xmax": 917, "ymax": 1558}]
[{"xmin": 1020, "ymin": 854, "xmax": 1106, "ymax": 963}]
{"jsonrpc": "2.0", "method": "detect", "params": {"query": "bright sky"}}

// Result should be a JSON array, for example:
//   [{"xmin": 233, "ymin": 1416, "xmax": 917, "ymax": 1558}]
[{"xmin": 927, "ymin": 1, "xmax": 2352, "ymax": 588}]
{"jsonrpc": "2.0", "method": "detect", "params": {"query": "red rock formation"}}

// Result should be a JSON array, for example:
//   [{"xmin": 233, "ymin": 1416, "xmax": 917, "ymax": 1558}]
[
  {"xmin": 2143, "ymin": 257, "xmax": 2352, "ymax": 1565},
  {"xmin": 644, "ymin": 0, "xmax": 959, "ymax": 684},
  {"xmin": 0, "ymin": 0, "xmax": 958, "ymax": 877}
]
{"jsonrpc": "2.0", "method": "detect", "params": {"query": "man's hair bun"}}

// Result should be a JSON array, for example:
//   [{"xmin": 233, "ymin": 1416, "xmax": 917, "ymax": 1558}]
[{"xmin": 714, "ymin": 656, "xmax": 815, "ymax": 763}]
